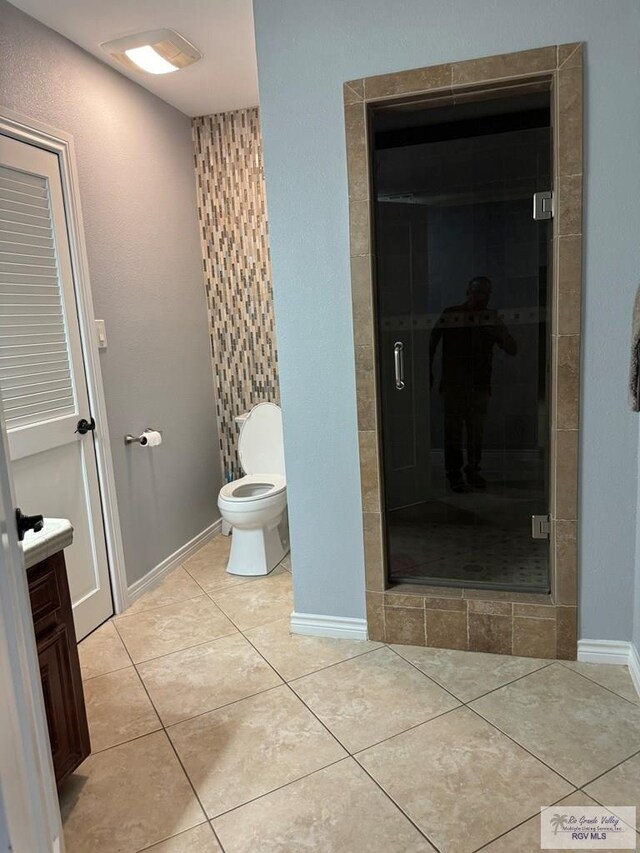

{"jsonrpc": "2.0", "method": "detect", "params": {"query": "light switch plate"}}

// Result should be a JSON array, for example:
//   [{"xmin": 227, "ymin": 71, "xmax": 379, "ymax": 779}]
[{"xmin": 95, "ymin": 319, "xmax": 107, "ymax": 350}]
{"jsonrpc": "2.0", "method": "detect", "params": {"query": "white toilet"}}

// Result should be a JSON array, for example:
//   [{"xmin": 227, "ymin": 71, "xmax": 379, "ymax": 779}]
[{"xmin": 218, "ymin": 403, "xmax": 289, "ymax": 576}]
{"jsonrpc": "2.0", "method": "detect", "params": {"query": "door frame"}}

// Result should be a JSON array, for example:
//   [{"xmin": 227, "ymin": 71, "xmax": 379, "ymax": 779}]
[
  {"xmin": 344, "ymin": 44, "xmax": 583, "ymax": 658},
  {"xmin": 0, "ymin": 106, "xmax": 129, "ymax": 615}
]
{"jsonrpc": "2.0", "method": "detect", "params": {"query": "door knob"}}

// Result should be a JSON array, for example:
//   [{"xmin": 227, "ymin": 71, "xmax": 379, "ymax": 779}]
[
  {"xmin": 75, "ymin": 417, "xmax": 96, "ymax": 435},
  {"xmin": 15, "ymin": 507, "xmax": 44, "ymax": 542}
]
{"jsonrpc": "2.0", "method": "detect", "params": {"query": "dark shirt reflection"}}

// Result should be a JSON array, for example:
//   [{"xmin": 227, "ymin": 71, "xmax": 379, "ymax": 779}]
[{"xmin": 429, "ymin": 276, "xmax": 516, "ymax": 493}]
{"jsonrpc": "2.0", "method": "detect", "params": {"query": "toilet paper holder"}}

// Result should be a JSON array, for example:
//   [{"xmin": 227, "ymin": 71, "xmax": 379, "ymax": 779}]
[{"xmin": 124, "ymin": 428, "xmax": 162, "ymax": 446}]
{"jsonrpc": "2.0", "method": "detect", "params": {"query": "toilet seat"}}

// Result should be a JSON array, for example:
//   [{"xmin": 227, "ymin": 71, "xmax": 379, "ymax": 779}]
[
  {"xmin": 219, "ymin": 473, "xmax": 286, "ymax": 503},
  {"xmin": 238, "ymin": 402, "xmax": 285, "ymax": 477}
]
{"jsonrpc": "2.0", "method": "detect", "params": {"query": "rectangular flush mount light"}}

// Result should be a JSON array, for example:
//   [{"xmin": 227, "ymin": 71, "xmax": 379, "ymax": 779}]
[{"xmin": 100, "ymin": 29, "xmax": 201, "ymax": 74}]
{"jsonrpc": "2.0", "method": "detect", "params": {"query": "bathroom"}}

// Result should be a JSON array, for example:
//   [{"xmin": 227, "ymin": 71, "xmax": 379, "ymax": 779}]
[{"xmin": 1, "ymin": 1, "xmax": 640, "ymax": 851}]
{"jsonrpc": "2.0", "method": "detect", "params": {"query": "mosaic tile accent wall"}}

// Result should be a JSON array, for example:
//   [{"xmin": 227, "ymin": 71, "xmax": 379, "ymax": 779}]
[{"xmin": 192, "ymin": 108, "xmax": 279, "ymax": 479}]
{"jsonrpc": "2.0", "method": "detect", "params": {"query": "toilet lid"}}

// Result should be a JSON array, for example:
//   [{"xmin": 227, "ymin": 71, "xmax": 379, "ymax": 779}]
[{"xmin": 239, "ymin": 403, "xmax": 285, "ymax": 476}]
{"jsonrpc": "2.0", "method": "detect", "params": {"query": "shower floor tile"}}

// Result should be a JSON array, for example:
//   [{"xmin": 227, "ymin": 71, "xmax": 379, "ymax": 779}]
[{"xmin": 389, "ymin": 514, "xmax": 548, "ymax": 590}]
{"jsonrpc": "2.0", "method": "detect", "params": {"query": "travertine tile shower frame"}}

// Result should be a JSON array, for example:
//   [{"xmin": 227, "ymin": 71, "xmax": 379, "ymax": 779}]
[
  {"xmin": 192, "ymin": 108, "xmax": 279, "ymax": 480},
  {"xmin": 344, "ymin": 44, "xmax": 583, "ymax": 658}
]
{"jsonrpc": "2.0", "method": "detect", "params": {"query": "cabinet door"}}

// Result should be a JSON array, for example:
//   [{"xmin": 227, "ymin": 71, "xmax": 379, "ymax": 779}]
[{"xmin": 37, "ymin": 624, "xmax": 90, "ymax": 784}]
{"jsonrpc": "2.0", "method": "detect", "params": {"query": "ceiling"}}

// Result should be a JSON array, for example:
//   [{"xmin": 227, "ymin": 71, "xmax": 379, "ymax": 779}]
[{"xmin": 9, "ymin": 0, "xmax": 259, "ymax": 116}]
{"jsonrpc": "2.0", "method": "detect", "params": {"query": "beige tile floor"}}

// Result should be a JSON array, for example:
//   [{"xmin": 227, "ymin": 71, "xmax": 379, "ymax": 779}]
[{"xmin": 61, "ymin": 534, "xmax": 640, "ymax": 853}]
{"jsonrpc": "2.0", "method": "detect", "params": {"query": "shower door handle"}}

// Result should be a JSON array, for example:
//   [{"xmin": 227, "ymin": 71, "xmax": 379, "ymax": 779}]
[{"xmin": 394, "ymin": 341, "xmax": 405, "ymax": 390}]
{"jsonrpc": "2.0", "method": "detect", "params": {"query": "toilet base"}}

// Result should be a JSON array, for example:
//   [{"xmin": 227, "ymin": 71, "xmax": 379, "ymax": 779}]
[{"xmin": 226, "ymin": 513, "xmax": 289, "ymax": 576}]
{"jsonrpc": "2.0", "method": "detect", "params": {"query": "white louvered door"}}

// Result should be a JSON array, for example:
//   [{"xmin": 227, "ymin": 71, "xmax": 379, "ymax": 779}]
[{"xmin": 0, "ymin": 134, "xmax": 112, "ymax": 640}]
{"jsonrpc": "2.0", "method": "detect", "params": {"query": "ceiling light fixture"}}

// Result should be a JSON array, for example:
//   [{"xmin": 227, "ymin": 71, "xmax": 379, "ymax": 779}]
[{"xmin": 100, "ymin": 29, "xmax": 202, "ymax": 75}]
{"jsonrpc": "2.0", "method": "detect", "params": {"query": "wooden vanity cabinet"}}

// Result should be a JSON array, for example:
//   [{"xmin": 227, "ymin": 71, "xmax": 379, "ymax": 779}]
[{"xmin": 27, "ymin": 550, "xmax": 91, "ymax": 785}]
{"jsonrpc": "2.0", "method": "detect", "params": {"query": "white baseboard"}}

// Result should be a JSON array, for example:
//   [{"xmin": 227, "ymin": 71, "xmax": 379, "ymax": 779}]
[
  {"xmin": 577, "ymin": 639, "xmax": 640, "ymax": 700},
  {"xmin": 290, "ymin": 612, "xmax": 368, "ymax": 640},
  {"xmin": 577, "ymin": 639, "xmax": 633, "ymax": 665},
  {"xmin": 127, "ymin": 518, "xmax": 222, "ymax": 605},
  {"xmin": 629, "ymin": 644, "xmax": 640, "ymax": 698}
]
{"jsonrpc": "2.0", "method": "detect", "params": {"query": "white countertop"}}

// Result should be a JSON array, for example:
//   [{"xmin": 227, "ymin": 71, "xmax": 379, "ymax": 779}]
[{"xmin": 22, "ymin": 517, "xmax": 74, "ymax": 570}]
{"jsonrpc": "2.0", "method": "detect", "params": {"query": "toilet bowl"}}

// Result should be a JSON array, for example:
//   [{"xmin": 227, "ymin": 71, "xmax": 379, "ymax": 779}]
[{"xmin": 218, "ymin": 403, "xmax": 289, "ymax": 576}]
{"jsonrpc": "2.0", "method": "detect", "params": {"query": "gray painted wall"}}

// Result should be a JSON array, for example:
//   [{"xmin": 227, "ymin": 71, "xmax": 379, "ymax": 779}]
[
  {"xmin": 253, "ymin": 0, "xmax": 640, "ymax": 640},
  {"xmin": 0, "ymin": 787, "xmax": 8, "ymax": 853},
  {"xmin": 0, "ymin": 0, "xmax": 222, "ymax": 586}
]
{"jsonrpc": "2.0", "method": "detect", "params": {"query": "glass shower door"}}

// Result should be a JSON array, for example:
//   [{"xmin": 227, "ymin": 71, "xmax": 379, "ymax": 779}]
[{"xmin": 373, "ymin": 94, "xmax": 552, "ymax": 592}]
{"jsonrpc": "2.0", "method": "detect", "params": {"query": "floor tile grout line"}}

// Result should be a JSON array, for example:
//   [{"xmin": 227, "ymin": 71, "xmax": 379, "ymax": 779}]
[
  {"xmin": 110, "ymin": 617, "xmax": 138, "ymax": 667},
  {"xmin": 134, "ymin": 821, "xmax": 220, "ymax": 853},
  {"xmin": 208, "ymin": 820, "xmax": 228, "ymax": 853},
  {"xmin": 352, "ymin": 754, "xmax": 443, "ymax": 853},
  {"xmin": 456, "ymin": 660, "xmax": 557, "ymax": 704},
  {"xmin": 555, "ymin": 660, "xmax": 640, "ymax": 707},
  {"xmin": 204, "ymin": 585, "xmax": 294, "ymax": 633},
  {"xmin": 101, "ymin": 586, "xmax": 302, "ymax": 742},
  {"xmin": 158, "ymin": 682, "xmax": 286, "ymax": 732},
  {"xmin": 114, "ymin": 624, "xmax": 239, "ymax": 666},
  {"xmin": 350, "ymin": 704, "xmax": 466, "ymax": 758},
  {"xmin": 239, "ymin": 618, "xmax": 306, "ymax": 680},
  {"xmin": 280, "ymin": 678, "xmax": 356, "ymax": 755},
  {"xmin": 122, "ymin": 590, "xmax": 204, "ymax": 619},
  {"xmin": 465, "ymin": 703, "xmax": 582, "ymax": 788},
  {"xmin": 277, "ymin": 647, "xmax": 464, "ymax": 765},
  {"xmin": 467, "ymin": 664, "xmax": 640, "ymax": 786},
  {"xmin": 577, "ymin": 789, "xmax": 640, "ymax": 836},
  {"xmin": 120, "ymin": 568, "xmax": 206, "ymax": 618},
  {"xmin": 130, "ymin": 661, "xmax": 226, "ymax": 851},
  {"xmin": 469, "ymin": 788, "xmax": 579, "ymax": 853},
  {"xmin": 577, "ymin": 745, "xmax": 640, "ymax": 789},
  {"xmin": 196, "ymin": 565, "xmax": 293, "ymax": 633},
  {"xmin": 208, "ymin": 604, "xmax": 293, "ymax": 634},
  {"xmin": 162, "ymin": 729, "xmax": 227, "ymax": 852},
  {"xmin": 84, "ymin": 726, "xmax": 215, "ymax": 853},
  {"xmin": 80, "ymin": 662, "xmax": 132, "ymax": 683},
  {"xmin": 82, "ymin": 725, "xmax": 167, "ymax": 757},
  {"xmin": 385, "ymin": 645, "xmax": 470, "ymax": 704},
  {"xmin": 114, "ymin": 591, "xmax": 222, "ymax": 624},
  {"xmin": 388, "ymin": 643, "xmax": 555, "ymax": 705},
  {"xmin": 185, "ymin": 559, "xmax": 255, "ymax": 594},
  {"xmin": 350, "ymin": 695, "xmax": 585, "ymax": 853},
  {"xmin": 123, "ymin": 627, "xmax": 251, "ymax": 668},
  {"xmin": 256, "ymin": 640, "xmax": 465, "ymax": 760},
  {"xmin": 283, "ymin": 643, "xmax": 387, "ymax": 686},
  {"xmin": 106, "ymin": 551, "xmax": 289, "ymax": 662},
  {"xmin": 186, "ymin": 567, "xmax": 263, "ymax": 601},
  {"xmin": 125, "ymin": 601, "xmax": 288, "ymax": 728},
  {"xmin": 209, "ymin": 755, "xmax": 350, "ymax": 824},
  {"xmin": 84, "ymin": 662, "xmax": 163, "ymax": 754},
  {"xmin": 242, "ymin": 619, "xmax": 379, "ymax": 758}
]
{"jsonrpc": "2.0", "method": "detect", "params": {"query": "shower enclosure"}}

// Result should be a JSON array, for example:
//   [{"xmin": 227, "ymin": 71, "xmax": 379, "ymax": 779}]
[{"xmin": 372, "ymin": 91, "xmax": 552, "ymax": 593}]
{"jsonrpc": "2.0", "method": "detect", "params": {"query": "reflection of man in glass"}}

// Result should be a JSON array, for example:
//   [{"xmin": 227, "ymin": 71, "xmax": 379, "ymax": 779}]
[{"xmin": 429, "ymin": 276, "xmax": 517, "ymax": 493}]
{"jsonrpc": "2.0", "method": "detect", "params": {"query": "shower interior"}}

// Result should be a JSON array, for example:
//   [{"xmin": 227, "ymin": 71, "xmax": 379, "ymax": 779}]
[{"xmin": 372, "ymin": 89, "xmax": 552, "ymax": 593}]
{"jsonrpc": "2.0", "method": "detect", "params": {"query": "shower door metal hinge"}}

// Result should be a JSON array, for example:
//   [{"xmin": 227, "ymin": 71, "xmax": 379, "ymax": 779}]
[
  {"xmin": 533, "ymin": 191, "xmax": 554, "ymax": 220},
  {"xmin": 531, "ymin": 514, "xmax": 550, "ymax": 539}
]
